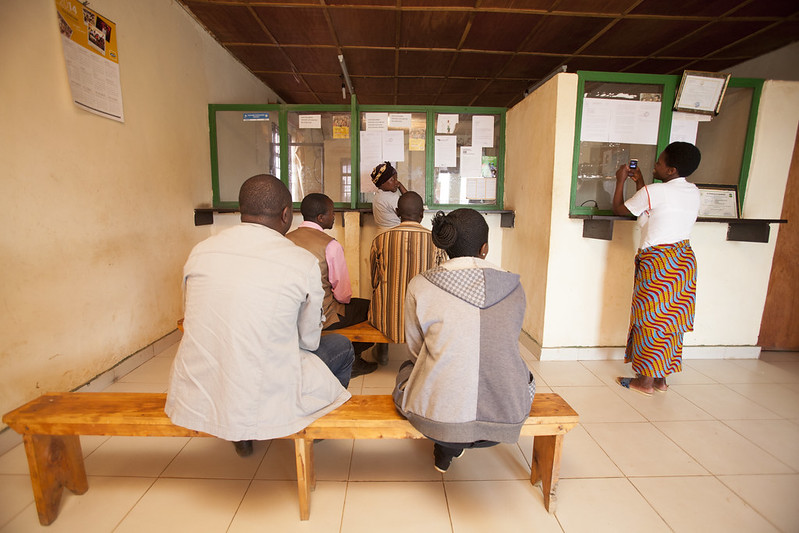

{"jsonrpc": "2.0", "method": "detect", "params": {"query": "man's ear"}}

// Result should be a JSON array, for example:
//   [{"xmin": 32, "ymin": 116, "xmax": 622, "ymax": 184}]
[
  {"xmin": 280, "ymin": 205, "xmax": 293, "ymax": 233},
  {"xmin": 665, "ymin": 163, "xmax": 679, "ymax": 179}
]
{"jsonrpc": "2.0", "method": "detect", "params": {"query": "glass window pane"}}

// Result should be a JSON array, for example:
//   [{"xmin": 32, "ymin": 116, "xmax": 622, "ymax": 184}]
[
  {"xmin": 288, "ymin": 112, "xmax": 352, "ymax": 203},
  {"xmin": 215, "ymin": 111, "xmax": 279, "ymax": 203},
  {"xmin": 576, "ymin": 81, "xmax": 664, "ymax": 211},
  {"xmin": 690, "ymin": 87, "xmax": 753, "ymax": 186},
  {"xmin": 358, "ymin": 112, "xmax": 427, "ymax": 204},
  {"xmin": 432, "ymin": 113, "xmax": 500, "ymax": 205}
]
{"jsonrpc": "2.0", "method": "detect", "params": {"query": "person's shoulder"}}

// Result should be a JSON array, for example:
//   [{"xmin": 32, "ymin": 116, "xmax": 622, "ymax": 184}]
[
  {"xmin": 191, "ymin": 224, "xmax": 250, "ymax": 251},
  {"xmin": 406, "ymin": 272, "xmax": 428, "ymax": 291},
  {"xmin": 288, "ymin": 241, "xmax": 320, "ymax": 268}
]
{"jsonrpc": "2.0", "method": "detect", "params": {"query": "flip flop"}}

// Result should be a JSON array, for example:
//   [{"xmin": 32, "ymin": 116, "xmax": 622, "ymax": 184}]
[
  {"xmin": 616, "ymin": 376, "xmax": 653, "ymax": 397},
  {"xmin": 652, "ymin": 376, "xmax": 669, "ymax": 393}
]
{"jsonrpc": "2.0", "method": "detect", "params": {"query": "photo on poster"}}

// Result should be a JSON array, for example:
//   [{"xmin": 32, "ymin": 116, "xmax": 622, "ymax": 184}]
[
  {"xmin": 88, "ymin": 26, "xmax": 106, "ymax": 54},
  {"xmin": 58, "ymin": 11, "xmax": 73, "ymax": 38},
  {"xmin": 83, "ymin": 9, "xmax": 95, "ymax": 27},
  {"xmin": 482, "ymin": 156, "xmax": 497, "ymax": 178},
  {"xmin": 95, "ymin": 17, "xmax": 113, "ymax": 43},
  {"xmin": 436, "ymin": 114, "xmax": 458, "ymax": 134}
]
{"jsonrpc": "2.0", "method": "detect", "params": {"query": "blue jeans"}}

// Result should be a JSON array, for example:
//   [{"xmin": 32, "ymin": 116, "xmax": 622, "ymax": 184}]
[{"xmin": 313, "ymin": 334, "xmax": 354, "ymax": 388}]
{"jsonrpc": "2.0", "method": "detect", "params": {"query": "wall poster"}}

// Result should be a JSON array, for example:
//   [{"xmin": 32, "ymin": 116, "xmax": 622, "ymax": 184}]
[{"xmin": 55, "ymin": 0, "xmax": 124, "ymax": 122}]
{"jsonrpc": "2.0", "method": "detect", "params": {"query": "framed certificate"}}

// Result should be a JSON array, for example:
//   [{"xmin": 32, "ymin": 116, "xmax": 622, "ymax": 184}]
[
  {"xmin": 674, "ymin": 71, "xmax": 731, "ymax": 115},
  {"xmin": 697, "ymin": 184, "xmax": 739, "ymax": 219}
]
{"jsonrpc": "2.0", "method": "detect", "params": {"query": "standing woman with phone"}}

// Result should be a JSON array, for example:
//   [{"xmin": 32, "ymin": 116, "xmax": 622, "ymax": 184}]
[{"xmin": 611, "ymin": 142, "xmax": 702, "ymax": 396}]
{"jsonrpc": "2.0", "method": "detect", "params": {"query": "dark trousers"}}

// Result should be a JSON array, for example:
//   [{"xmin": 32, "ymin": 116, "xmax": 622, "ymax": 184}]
[
  {"xmin": 431, "ymin": 438, "xmax": 499, "ymax": 461},
  {"xmin": 324, "ymin": 297, "xmax": 373, "ymax": 356}
]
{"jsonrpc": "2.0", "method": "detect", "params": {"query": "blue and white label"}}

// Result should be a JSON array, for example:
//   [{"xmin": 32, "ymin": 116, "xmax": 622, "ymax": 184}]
[{"xmin": 243, "ymin": 112, "xmax": 270, "ymax": 121}]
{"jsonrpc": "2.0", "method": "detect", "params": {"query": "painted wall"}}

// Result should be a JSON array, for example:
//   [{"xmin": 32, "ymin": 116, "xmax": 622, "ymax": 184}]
[
  {"xmin": 727, "ymin": 42, "xmax": 799, "ymax": 82},
  {"xmin": 516, "ymin": 75, "xmax": 799, "ymax": 360},
  {"xmin": 501, "ymin": 74, "xmax": 563, "ymax": 345},
  {"xmin": 0, "ymin": 0, "xmax": 276, "ymax": 420}
]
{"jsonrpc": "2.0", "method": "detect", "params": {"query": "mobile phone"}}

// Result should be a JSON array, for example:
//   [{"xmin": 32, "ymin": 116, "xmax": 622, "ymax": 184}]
[{"xmin": 629, "ymin": 159, "xmax": 638, "ymax": 170}]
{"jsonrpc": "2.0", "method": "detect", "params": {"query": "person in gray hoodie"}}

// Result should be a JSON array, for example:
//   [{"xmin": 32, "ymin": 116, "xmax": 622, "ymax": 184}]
[{"xmin": 393, "ymin": 208, "xmax": 535, "ymax": 472}]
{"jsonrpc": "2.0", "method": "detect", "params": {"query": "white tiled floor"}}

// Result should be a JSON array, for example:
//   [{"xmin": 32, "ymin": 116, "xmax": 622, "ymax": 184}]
[{"xmin": 1, "ymin": 343, "xmax": 798, "ymax": 532}]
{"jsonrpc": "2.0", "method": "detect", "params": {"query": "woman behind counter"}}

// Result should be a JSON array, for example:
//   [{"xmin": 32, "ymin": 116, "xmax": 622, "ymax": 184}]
[{"xmin": 612, "ymin": 142, "xmax": 702, "ymax": 396}]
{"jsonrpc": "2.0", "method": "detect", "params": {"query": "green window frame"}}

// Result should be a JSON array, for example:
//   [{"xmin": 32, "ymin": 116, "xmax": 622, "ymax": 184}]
[
  {"xmin": 208, "ymin": 100, "xmax": 506, "ymax": 211},
  {"xmin": 570, "ymin": 71, "xmax": 763, "ymax": 216}
]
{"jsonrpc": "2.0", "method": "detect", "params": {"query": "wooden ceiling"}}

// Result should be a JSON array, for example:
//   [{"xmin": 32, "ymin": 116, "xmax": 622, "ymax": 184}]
[{"xmin": 178, "ymin": 0, "xmax": 799, "ymax": 108}]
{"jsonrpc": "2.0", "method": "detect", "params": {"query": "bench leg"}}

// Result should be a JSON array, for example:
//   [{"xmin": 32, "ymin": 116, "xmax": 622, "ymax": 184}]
[
  {"xmin": 22, "ymin": 434, "xmax": 88, "ymax": 525},
  {"xmin": 529, "ymin": 434, "xmax": 563, "ymax": 513},
  {"xmin": 294, "ymin": 438, "xmax": 316, "ymax": 520}
]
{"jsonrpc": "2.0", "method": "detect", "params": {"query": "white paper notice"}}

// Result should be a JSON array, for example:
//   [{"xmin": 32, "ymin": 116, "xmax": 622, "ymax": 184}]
[
  {"xmin": 437, "ymin": 114, "xmax": 459, "ymax": 134},
  {"xmin": 360, "ymin": 131, "xmax": 383, "ymax": 193},
  {"xmin": 365, "ymin": 112, "xmax": 389, "ymax": 131},
  {"xmin": 298, "ymin": 114, "xmax": 321, "ymax": 129},
  {"xmin": 581, "ymin": 98, "xmax": 661, "ymax": 145},
  {"xmin": 669, "ymin": 112, "xmax": 701, "ymax": 144},
  {"xmin": 472, "ymin": 115, "xmax": 494, "ymax": 148},
  {"xmin": 383, "ymin": 130, "xmax": 405, "ymax": 162},
  {"xmin": 466, "ymin": 178, "xmax": 497, "ymax": 200},
  {"xmin": 388, "ymin": 113, "xmax": 412, "ymax": 129},
  {"xmin": 435, "ymin": 136, "xmax": 457, "ymax": 167},
  {"xmin": 61, "ymin": 36, "xmax": 124, "ymax": 122},
  {"xmin": 460, "ymin": 146, "xmax": 482, "ymax": 178}
]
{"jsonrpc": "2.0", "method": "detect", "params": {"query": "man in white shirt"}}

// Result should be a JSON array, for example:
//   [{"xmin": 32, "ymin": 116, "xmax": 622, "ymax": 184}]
[
  {"xmin": 166, "ymin": 175, "xmax": 353, "ymax": 457},
  {"xmin": 612, "ymin": 142, "xmax": 701, "ymax": 396}
]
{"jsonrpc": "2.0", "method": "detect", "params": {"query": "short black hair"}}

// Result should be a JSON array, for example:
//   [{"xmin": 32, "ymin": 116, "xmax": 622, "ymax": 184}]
[
  {"xmin": 663, "ymin": 142, "xmax": 702, "ymax": 177},
  {"xmin": 300, "ymin": 193, "xmax": 332, "ymax": 221},
  {"xmin": 431, "ymin": 209, "xmax": 488, "ymax": 258},
  {"xmin": 397, "ymin": 191, "xmax": 424, "ymax": 219},
  {"xmin": 239, "ymin": 174, "xmax": 291, "ymax": 217}
]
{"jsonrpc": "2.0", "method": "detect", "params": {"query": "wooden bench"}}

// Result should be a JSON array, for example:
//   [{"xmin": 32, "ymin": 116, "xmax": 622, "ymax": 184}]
[
  {"xmin": 179, "ymin": 318, "xmax": 392, "ymax": 344},
  {"xmin": 321, "ymin": 320, "xmax": 393, "ymax": 344},
  {"xmin": 3, "ymin": 392, "xmax": 578, "ymax": 525}
]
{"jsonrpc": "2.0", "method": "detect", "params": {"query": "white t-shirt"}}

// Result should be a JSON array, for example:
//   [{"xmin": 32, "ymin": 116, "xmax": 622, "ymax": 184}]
[
  {"xmin": 624, "ymin": 178, "xmax": 700, "ymax": 250},
  {"xmin": 372, "ymin": 189, "xmax": 401, "ymax": 228}
]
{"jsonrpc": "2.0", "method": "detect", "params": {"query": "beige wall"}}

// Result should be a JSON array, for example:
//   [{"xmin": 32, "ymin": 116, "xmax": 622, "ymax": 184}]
[
  {"xmin": 501, "ymin": 74, "xmax": 564, "ymax": 346},
  {"xmin": 516, "ymin": 75, "xmax": 799, "ymax": 359},
  {"xmin": 0, "ymin": 0, "xmax": 275, "ymax": 419}
]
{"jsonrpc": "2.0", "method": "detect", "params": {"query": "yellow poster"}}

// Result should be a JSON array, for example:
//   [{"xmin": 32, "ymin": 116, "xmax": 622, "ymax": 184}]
[
  {"xmin": 409, "ymin": 126, "xmax": 425, "ymax": 152},
  {"xmin": 333, "ymin": 114, "xmax": 350, "ymax": 139},
  {"xmin": 55, "ymin": 0, "xmax": 124, "ymax": 121}
]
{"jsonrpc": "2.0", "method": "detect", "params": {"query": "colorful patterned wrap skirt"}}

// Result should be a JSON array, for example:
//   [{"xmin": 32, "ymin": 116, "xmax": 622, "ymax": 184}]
[{"xmin": 625, "ymin": 240, "xmax": 697, "ymax": 378}]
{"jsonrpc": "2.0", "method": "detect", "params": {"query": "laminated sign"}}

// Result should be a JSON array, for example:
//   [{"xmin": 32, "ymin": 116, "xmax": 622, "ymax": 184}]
[{"xmin": 55, "ymin": 0, "xmax": 124, "ymax": 122}]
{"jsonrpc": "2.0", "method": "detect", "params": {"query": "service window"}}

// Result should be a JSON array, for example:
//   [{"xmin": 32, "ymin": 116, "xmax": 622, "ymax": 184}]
[
  {"xmin": 209, "ymin": 104, "xmax": 506, "ymax": 211},
  {"xmin": 287, "ymin": 110, "xmax": 353, "ymax": 205},
  {"xmin": 432, "ymin": 112, "xmax": 503, "ymax": 208},
  {"xmin": 687, "ymin": 79, "xmax": 762, "ymax": 211},
  {"xmin": 570, "ymin": 72, "xmax": 762, "ymax": 216},
  {"xmin": 210, "ymin": 107, "xmax": 281, "ymax": 208},
  {"xmin": 572, "ymin": 74, "xmax": 674, "ymax": 214},
  {"xmin": 357, "ymin": 110, "xmax": 427, "ymax": 205}
]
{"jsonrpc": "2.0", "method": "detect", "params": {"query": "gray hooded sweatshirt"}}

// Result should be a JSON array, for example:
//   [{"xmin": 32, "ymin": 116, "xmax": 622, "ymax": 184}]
[{"xmin": 393, "ymin": 256, "xmax": 535, "ymax": 444}]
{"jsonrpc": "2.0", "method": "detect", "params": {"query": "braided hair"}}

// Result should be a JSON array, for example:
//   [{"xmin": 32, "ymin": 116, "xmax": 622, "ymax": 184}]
[{"xmin": 431, "ymin": 209, "xmax": 488, "ymax": 258}]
